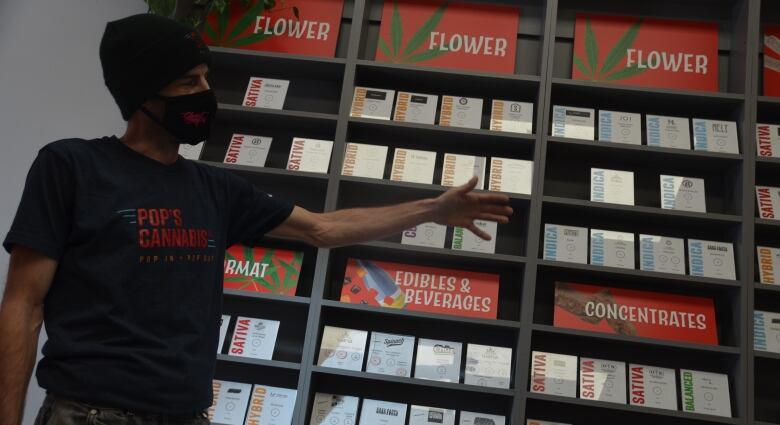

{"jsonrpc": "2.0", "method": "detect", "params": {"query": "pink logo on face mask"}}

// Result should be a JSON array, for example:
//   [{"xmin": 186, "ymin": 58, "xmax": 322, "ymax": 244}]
[{"xmin": 180, "ymin": 111, "xmax": 209, "ymax": 126}]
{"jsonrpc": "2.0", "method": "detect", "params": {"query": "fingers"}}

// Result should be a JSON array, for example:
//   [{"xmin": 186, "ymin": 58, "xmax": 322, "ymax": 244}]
[
  {"xmin": 472, "ymin": 192, "xmax": 511, "ymax": 205},
  {"xmin": 478, "ymin": 213, "xmax": 510, "ymax": 224},
  {"xmin": 455, "ymin": 176, "xmax": 479, "ymax": 195},
  {"xmin": 480, "ymin": 204, "xmax": 513, "ymax": 216},
  {"xmin": 467, "ymin": 222, "xmax": 492, "ymax": 240}
]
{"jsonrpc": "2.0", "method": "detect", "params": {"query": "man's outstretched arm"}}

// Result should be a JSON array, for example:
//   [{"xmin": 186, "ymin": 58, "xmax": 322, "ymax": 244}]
[
  {"xmin": 0, "ymin": 246, "xmax": 57, "ymax": 425},
  {"xmin": 269, "ymin": 177, "xmax": 513, "ymax": 248}
]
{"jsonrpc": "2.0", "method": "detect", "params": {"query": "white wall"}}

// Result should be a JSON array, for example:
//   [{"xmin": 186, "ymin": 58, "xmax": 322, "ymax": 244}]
[{"xmin": 0, "ymin": 1, "xmax": 146, "ymax": 423}]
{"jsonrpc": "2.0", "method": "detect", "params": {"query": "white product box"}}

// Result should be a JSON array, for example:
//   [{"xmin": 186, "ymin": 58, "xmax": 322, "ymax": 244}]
[
  {"xmin": 350, "ymin": 87, "xmax": 395, "ymax": 120},
  {"xmin": 679, "ymin": 369, "xmax": 732, "ymax": 417},
  {"xmin": 218, "ymin": 315, "xmax": 230, "ymax": 354},
  {"xmin": 692, "ymin": 119, "xmax": 739, "ymax": 154},
  {"xmin": 341, "ymin": 142, "xmax": 388, "ymax": 179},
  {"xmin": 224, "ymin": 134, "xmax": 272, "ymax": 167},
  {"xmin": 390, "ymin": 148, "xmax": 437, "ymax": 184},
  {"xmin": 542, "ymin": 224, "xmax": 588, "ymax": 264},
  {"xmin": 551, "ymin": 105, "xmax": 595, "ymax": 140},
  {"xmin": 464, "ymin": 344, "xmax": 512, "ymax": 389},
  {"xmin": 243, "ymin": 77, "xmax": 289, "ymax": 110},
  {"xmin": 309, "ymin": 393, "xmax": 359, "ymax": 425},
  {"xmin": 646, "ymin": 115, "xmax": 691, "ymax": 150},
  {"xmin": 401, "ymin": 222, "xmax": 447, "ymax": 248},
  {"xmin": 628, "ymin": 364, "xmax": 678, "ymax": 411},
  {"xmin": 366, "ymin": 331, "xmax": 415, "ymax": 377},
  {"xmin": 579, "ymin": 357, "xmax": 627, "ymax": 404},
  {"xmin": 228, "ymin": 317, "xmax": 280, "ymax": 360},
  {"xmin": 756, "ymin": 123, "xmax": 780, "ymax": 158},
  {"xmin": 639, "ymin": 235, "xmax": 686, "ymax": 275},
  {"xmin": 754, "ymin": 310, "xmax": 780, "ymax": 353},
  {"xmin": 440, "ymin": 153, "xmax": 486, "ymax": 189},
  {"xmin": 459, "ymin": 411, "xmax": 506, "ymax": 425},
  {"xmin": 359, "ymin": 399, "xmax": 407, "ymax": 425},
  {"xmin": 756, "ymin": 185, "xmax": 780, "ymax": 220},
  {"xmin": 317, "ymin": 326, "xmax": 368, "ymax": 371},
  {"xmin": 286, "ymin": 138, "xmax": 333, "ymax": 173},
  {"xmin": 529, "ymin": 351, "xmax": 578, "ymax": 398},
  {"xmin": 490, "ymin": 100, "xmax": 533, "ymax": 134},
  {"xmin": 179, "ymin": 141, "xmax": 204, "ymax": 160},
  {"xmin": 393, "ymin": 91, "xmax": 438, "ymax": 125},
  {"xmin": 590, "ymin": 168, "xmax": 635, "ymax": 205},
  {"xmin": 243, "ymin": 384, "xmax": 297, "ymax": 425},
  {"xmin": 414, "ymin": 338, "xmax": 463, "ymax": 382},
  {"xmin": 687, "ymin": 239, "xmax": 736, "ymax": 280},
  {"xmin": 589, "ymin": 229, "xmax": 635, "ymax": 270},
  {"xmin": 660, "ymin": 175, "xmax": 707, "ymax": 213},
  {"xmin": 408, "ymin": 405, "xmax": 456, "ymax": 425},
  {"xmin": 209, "ymin": 380, "xmax": 252, "ymax": 425},
  {"xmin": 402, "ymin": 222, "xmax": 447, "ymax": 249},
  {"xmin": 598, "ymin": 110, "xmax": 642, "ymax": 145},
  {"xmin": 488, "ymin": 157, "xmax": 533, "ymax": 195},
  {"xmin": 452, "ymin": 220, "xmax": 497, "ymax": 254},
  {"xmin": 757, "ymin": 246, "xmax": 780, "ymax": 285},
  {"xmin": 440, "ymin": 95, "xmax": 483, "ymax": 129}
]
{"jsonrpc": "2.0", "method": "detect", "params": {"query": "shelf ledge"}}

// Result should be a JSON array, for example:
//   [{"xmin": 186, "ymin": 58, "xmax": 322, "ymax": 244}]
[
  {"xmin": 546, "ymin": 136, "xmax": 743, "ymax": 162},
  {"xmin": 543, "ymin": 196, "xmax": 743, "ymax": 224},
  {"xmin": 216, "ymin": 354, "xmax": 301, "ymax": 370},
  {"xmin": 537, "ymin": 259, "xmax": 741, "ymax": 289},
  {"xmin": 311, "ymin": 365, "xmax": 515, "ymax": 397},
  {"xmin": 320, "ymin": 299, "xmax": 523, "ymax": 330},
  {"xmin": 526, "ymin": 392, "xmax": 741, "ymax": 424},
  {"xmin": 223, "ymin": 289, "xmax": 311, "ymax": 305},
  {"xmin": 532, "ymin": 324, "xmax": 740, "ymax": 355},
  {"xmin": 339, "ymin": 175, "xmax": 532, "ymax": 202},
  {"xmin": 348, "ymin": 116, "xmax": 537, "ymax": 142},
  {"xmin": 552, "ymin": 78, "xmax": 745, "ymax": 102},
  {"xmin": 199, "ymin": 160, "xmax": 331, "ymax": 180},
  {"xmin": 210, "ymin": 46, "xmax": 348, "ymax": 65},
  {"xmin": 358, "ymin": 240, "xmax": 527, "ymax": 266},
  {"xmin": 754, "ymin": 350, "xmax": 780, "ymax": 361},
  {"xmin": 356, "ymin": 59, "xmax": 541, "ymax": 83},
  {"xmin": 218, "ymin": 103, "xmax": 339, "ymax": 121}
]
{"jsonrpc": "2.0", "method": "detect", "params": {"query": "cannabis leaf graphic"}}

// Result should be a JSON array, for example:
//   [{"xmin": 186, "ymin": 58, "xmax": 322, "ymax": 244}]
[
  {"xmin": 378, "ymin": 0, "xmax": 450, "ymax": 64},
  {"xmin": 203, "ymin": 0, "xmax": 300, "ymax": 49},
  {"xmin": 223, "ymin": 246, "xmax": 302, "ymax": 295},
  {"xmin": 574, "ymin": 18, "xmax": 648, "ymax": 82}
]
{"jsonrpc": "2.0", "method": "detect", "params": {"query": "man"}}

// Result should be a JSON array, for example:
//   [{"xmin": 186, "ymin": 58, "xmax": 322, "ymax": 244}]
[{"xmin": 0, "ymin": 13, "xmax": 512, "ymax": 425}]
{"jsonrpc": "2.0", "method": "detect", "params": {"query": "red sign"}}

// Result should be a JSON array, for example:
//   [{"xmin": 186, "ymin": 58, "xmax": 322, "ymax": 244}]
[
  {"xmin": 340, "ymin": 258, "xmax": 499, "ymax": 319},
  {"xmin": 224, "ymin": 245, "xmax": 303, "ymax": 295},
  {"xmin": 375, "ymin": 0, "xmax": 519, "ymax": 74},
  {"xmin": 201, "ymin": 0, "xmax": 343, "ymax": 57},
  {"xmin": 764, "ymin": 26, "xmax": 780, "ymax": 96},
  {"xmin": 572, "ymin": 14, "xmax": 718, "ymax": 92},
  {"xmin": 554, "ymin": 282, "xmax": 718, "ymax": 345}
]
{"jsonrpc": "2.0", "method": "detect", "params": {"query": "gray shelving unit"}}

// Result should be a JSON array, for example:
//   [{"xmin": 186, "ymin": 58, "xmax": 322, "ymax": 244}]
[{"xmin": 202, "ymin": 0, "xmax": 779, "ymax": 424}]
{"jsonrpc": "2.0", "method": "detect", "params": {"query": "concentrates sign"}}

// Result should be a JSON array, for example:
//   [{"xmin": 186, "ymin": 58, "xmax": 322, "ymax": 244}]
[
  {"xmin": 340, "ymin": 258, "xmax": 499, "ymax": 319},
  {"xmin": 375, "ymin": 0, "xmax": 519, "ymax": 74},
  {"xmin": 554, "ymin": 282, "xmax": 718, "ymax": 345},
  {"xmin": 764, "ymin": 26, "xmax": 780, "ymax": 96},
  {"xmin": 224, "ymin": 245, "xmax": 303, "ymax": 295},
  {"xmin": 572, "ymin": 14, "xmax": 719, "ymax": 91},
  {"xmin": 201, "ymin": 0, "xmax": 343, "ymax": 57}
]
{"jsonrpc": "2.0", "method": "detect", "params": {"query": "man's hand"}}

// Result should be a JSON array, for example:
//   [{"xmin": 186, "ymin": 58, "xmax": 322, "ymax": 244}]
[
  {"xmin": 270, "ymin": 176, "xmax": 514, "ymax": 248},
  {"xmin": 432, "ymin": 176, "xmax": 513, "ymax": 240}
]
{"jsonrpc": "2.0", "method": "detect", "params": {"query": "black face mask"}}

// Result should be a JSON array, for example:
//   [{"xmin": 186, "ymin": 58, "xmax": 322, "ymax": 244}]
[{"xmin": 141, "ymin": 89, "xmax": 217, "ymax": 145}]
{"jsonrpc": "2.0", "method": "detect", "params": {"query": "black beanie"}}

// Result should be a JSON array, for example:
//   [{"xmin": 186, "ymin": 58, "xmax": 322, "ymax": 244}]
[{"xmin": 100, "ymin": 14, "xmax": 212, "ymax": 120}]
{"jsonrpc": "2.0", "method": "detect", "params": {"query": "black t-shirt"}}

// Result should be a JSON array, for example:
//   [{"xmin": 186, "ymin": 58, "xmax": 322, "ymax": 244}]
[{"xmin": 3, "ymin": 137, "xmax": 294, "ymax": 415}]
